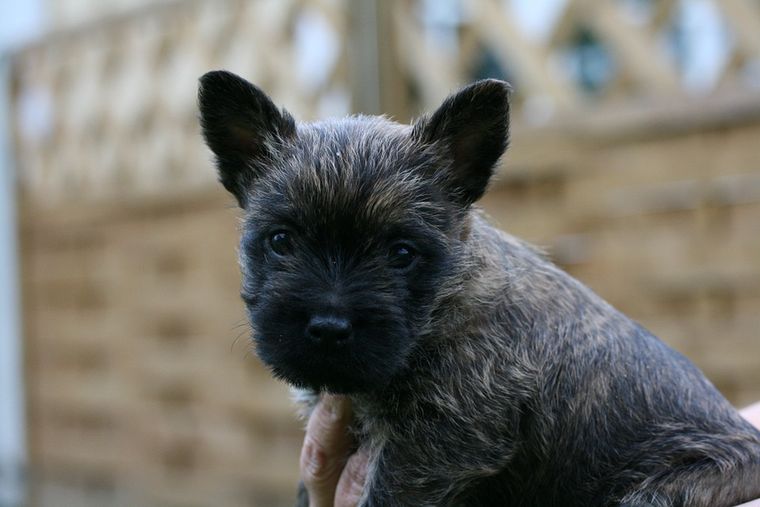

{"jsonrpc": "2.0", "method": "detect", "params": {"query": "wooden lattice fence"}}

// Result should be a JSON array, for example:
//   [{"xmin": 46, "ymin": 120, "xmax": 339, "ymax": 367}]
[{"xmin": 10, "ymin": 1, "xmax": 760, "ymax": 506}]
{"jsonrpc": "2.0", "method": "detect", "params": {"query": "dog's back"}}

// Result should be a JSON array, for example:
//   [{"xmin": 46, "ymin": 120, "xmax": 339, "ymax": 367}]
[{"xmin": 445, "ymin": 218, "xmax": 760, "ymax": 506}]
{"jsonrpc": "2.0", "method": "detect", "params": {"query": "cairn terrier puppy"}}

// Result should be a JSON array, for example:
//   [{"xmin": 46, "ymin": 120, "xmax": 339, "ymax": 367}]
[{"xmin": 198, "ymin": 70, "xmax": 760, "ymax": 506}]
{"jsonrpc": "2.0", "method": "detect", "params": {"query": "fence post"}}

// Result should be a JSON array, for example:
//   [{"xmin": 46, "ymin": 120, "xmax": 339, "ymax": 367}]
[
  {"xmin": 0, "ymin": 54, "xmax": 27, "ymax": 507},
  {"xmin": 348, "ymin": 0, "xmax": 382, "ymax": 114},
  {"xmin": 375, "ymin": 0, "xmax": 410, "ymax": 121}
]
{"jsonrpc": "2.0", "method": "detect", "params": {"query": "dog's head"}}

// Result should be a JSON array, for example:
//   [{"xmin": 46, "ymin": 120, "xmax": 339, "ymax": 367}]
[{"xmin": 199, "ymin": 71, "xmax": 510, "ymax": 393}]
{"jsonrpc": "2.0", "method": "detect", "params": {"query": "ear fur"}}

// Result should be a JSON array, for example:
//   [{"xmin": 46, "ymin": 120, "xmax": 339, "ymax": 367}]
[
  {"xmin": 413, "ymin": 79, "xmax": 511, "ymax": 205},
  {"xmin": 198, "ymin": 70, "xmax": 296, "ymax": 208}
]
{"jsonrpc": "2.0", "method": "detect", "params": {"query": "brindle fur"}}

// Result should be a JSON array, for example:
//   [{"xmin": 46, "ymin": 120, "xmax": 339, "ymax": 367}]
[{"xmin": 198, "ymin": 70, "xmax": 760, "ymax": 507}]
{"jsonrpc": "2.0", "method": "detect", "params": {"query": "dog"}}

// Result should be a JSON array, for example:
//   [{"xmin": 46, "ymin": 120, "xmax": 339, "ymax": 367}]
[{"xmin": 198, "ymin": 70, "xmax": 760, "ymax": 506}]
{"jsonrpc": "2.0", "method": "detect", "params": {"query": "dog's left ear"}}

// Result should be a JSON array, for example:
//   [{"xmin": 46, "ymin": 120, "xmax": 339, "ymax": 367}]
[
  {"xmin": 413, "ymin": 79, "xmax": 511, "ymax": 206},
  {"xmin": 198, "ymin": 70, "xmax": 296, "ymax": 208}
]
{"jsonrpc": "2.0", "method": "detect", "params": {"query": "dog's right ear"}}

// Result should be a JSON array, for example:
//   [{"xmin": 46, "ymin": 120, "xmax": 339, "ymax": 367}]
[
  {"xmin": 412, "ymin": 79, "xmax": 511, "ymax": 206},
  {"xmin": 198, "ymin": 70, "xmax": 296, "ymax": 208}
]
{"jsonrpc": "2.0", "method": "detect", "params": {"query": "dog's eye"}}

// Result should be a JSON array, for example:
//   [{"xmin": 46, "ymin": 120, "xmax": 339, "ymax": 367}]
[
  {"xmin": 389, "ymin": 242, "xmax": 417, "ymax": 270},
  {"xmin": 269, "ymin": 231, "xmax": 293, "ymax": 256}
]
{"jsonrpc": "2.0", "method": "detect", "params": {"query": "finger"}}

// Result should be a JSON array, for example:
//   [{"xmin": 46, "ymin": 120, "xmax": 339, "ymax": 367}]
[
  {"xmin": 734, "ymin": 500, "xmax": 760, "ymax": 507},
  {"xmin": 335, "ymin": 450, "xmax": 369, "ymax": 507},
  {"xmin": 739, "ymin": 401, "xmax": 760, "ymax": 430},
  {"xmin": 300, "ymin": 395, "xmax": 353, "ymax": 507}
]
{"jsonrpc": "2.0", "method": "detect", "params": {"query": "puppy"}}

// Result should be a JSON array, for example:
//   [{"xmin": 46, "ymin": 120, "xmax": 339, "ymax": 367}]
[{"xmin": 198, "ymin": 70, "xmax": 760, "ymax": 506}]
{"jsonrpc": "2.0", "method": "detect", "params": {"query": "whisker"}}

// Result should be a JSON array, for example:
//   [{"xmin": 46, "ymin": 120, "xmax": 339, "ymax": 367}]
[{"xmin": 230, "ymin": 323, "xmax": 252, "ymax": 350}]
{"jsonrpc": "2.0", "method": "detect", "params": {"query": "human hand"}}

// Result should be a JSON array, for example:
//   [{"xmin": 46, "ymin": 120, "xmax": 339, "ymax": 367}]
[
  {"xmin": 740, "ymin": 401, "xmax": 760, "ymax": 430},
  {"xmin": 299, "ymin": 395, "xmax": 368, "ymax": 507},
  {"xmin": 734, "ymin": 403, "xmax": 760, "ymax": 507},
  {"xmin": 297, "ymin": 399, "xmax": 760, "ymax": 507}
]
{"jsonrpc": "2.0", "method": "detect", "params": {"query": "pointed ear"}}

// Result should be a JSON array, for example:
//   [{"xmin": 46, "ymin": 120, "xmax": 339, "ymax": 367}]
[
  {"xmin": 198, "ymin": 70, "xmax": 296, "ymax": 208},
  {"xmin": 412, "ymin": 79, "xmax": 511, "ymax": 206}
]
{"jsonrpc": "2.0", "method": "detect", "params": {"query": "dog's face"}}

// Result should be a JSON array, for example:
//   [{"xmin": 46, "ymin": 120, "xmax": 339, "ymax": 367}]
[{"xmin": 199, "ymin": 72, "xmax": 510, "ymax": 393}]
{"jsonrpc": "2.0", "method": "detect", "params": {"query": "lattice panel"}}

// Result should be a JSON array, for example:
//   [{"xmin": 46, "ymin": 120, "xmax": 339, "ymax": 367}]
[
  {"xmin": 12, "ymin": 0, "xmax": 350, "ymax": 205},
  {"xmin": 392, "ymin": 0, "xmax": 760, "ymax": 120},
  {"xmin": 12, "ymin": 0, "xmax": 760, "ymax": 202}
]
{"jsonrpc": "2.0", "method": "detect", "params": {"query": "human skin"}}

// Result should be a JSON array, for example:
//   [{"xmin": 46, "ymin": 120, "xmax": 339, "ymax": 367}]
[
  {"xmin": 742, "ymin": 402, "xmax": 760, "ymax": 429},
  {"xmin": 299, "ymin": 395, "xmax": 367, "ymax": 507},
  {"xmin": 736, "ymin": 403, "xmax": 760, "ymax": 507},
  {"xmin": 299, "ymin": 398, "xmax": 760, "ymax": 507}
]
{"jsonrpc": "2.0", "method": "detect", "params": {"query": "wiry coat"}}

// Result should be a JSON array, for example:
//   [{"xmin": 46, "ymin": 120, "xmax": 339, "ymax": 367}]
[
  {"xmin": 198, "ymin": 70, "xmax": 760, "ymax": 506},
  {"xmin": 345, "ymin": 220, "xmax": 760, "ymax": 506}
]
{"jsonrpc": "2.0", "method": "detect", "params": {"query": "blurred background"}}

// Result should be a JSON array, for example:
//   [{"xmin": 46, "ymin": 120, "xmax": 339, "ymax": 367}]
[{"xmin": 1, "ymin": 0, "xmax": 760, "ymax": 505}]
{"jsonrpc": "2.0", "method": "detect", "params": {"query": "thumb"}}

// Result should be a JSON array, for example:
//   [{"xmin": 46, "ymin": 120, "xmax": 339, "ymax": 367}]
[{"xmin": 334, "ymin": 449, "xmax": 369, "ymax": 507}]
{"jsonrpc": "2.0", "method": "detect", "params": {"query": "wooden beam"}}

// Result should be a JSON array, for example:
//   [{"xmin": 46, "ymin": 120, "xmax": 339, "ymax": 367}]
[
  {"xmin": 579, "ymin": 0, "xmax": 681, "ymax": 95},
  {"xmin": 471, "ymin": 0, "xmax": 579, "ymax": 110},
  {"xmin": 391, "ymin": 1, "xmax": 459, "ymax": 107},
  {"xmin": 721, "ymin": 0, "xmax": 760, "ymax": 56}
]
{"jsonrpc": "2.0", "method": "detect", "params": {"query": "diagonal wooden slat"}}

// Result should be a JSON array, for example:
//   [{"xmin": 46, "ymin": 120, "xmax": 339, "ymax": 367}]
[
  {"xmin": 720, "ymin": 0, "xmax": 760, "ymax": 56},
  {"xmin": 547, "ymin": 0, "xmax": 582, "ymax": 49},
  {"xmin": 469, "ymin": 0, "xmax": 579, "ymax": 110},
  {"xmin": 649, "ymin": 0, "xmax": 679, "ymax": 30},
  {"xmin": 577, "ymin": 0, "xmax": 681, "ymax": 94},
  {"xmin": 391, "ymin": 1, "xmax": 460, "ymax": 106}
]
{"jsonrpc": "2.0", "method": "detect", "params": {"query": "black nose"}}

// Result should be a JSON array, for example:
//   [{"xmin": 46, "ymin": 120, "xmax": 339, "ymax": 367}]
[{"xmin": 306, "ymin": 315, "xmax": 353, "ymax": 345}]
